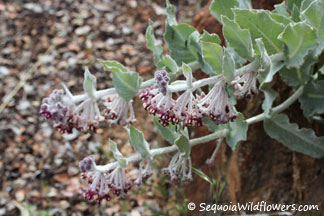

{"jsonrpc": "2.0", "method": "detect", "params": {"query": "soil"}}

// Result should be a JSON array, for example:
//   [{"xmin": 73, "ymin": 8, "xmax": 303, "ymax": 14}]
[{"xmin": 187, "ymin": 1, "xmax": 324, "ymax": 216}]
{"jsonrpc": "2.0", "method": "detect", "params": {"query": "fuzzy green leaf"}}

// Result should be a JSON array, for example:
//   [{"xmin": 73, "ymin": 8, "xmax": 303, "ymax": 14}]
[
  {"xmin": 260, "ymin": 83, "xmax": 276, "ymax": 118},
  {"xmin": 166, "ymin": 0, "xmax": 177, "ymax": 26},
  {"xmin": 164, "ymin": 23, "xmax": 198, "ymax": 65},
  {"xmin": 111, "ymin": 68, "xmax": 142, "ymax": 101},
  {"xmin": 83, "ymin": 67, "xmax": 96, "ymax": 98},
  {"xmin": 200, "ymin": 30, "xmax": 221, "ymax": 44},
  {"xmin": 182, "ymin": 63, "xmax": 193, "ymax": 87},
  {"xmin": 209, "ymin": 0, "xmax": 251, "ymax": 23},
  {"xmin": 300, "ymin": 0, "xmax": 314, "ymax": 12},
  {"xmin": 273, "ymin": 2, "xmax": 289, "ymax": 16},
  {"xmin": 222, "ymin": 16, "xmax": 254, "ymax": 61},
  {"xmin": 268, "ymin": 12, "xmax": 292, "ymax": 26},
  {"xmin": 279, "ymin": 54, "xmax": 316, "ymax": 87},
  {"xmin": 226, "ymin": 113, "xmax": 247, "ymax": 151},
  {"xmin": 146, "ymin": 20, "xmax": 163, "ymax": 67},
  {"xmin": 210, "ymin": 0, "xmax": 238, "ymax": 22},
  {"xmin": 278, "ymin": 22, "xmax": 317, "ymax": 68},
  {"xmin": 256, "ymin": 38, "xmax": 285, "ymax": 85},
  {"xmin": 264, "ymin": 114, "xmax": 324, "ymax": 158},
  {"xmin": 222, "ymin": 47, "xmax": 235, "ymax": 82},
  {"xmin": 100, "ymin": 60, "xmax": 128, "ymax": 72},
  {"xmin": 127, "ymin": 126, "xmax": 151, "ymax": 160},
  {"xmin": 160, "ymin": 55, "xmax": 178, "ymax": 73},
  {"xmin": 287, "ymin": 0, "xmax": 303, "ymax": 11},
  {"xmin": 109, "ymin": 139, "xmax": 127, "ymax": 167},
  {"xmin": 201, "ymin": 41, "xmax": 223, "ymax": 75},
  {"xmin": 299, "ymin": 80, "xmax": 324, "ymax": 117},
  {"xmin": 175, "ymin": 133, "xmax": 190, "ymax": 158},
  {"xmin": 301, "ymin": 0, "xmax": 324, "ymax": 56},
  {"xmin": 234, "ymin": 9, "xmax": 284, "ymax": 55}
]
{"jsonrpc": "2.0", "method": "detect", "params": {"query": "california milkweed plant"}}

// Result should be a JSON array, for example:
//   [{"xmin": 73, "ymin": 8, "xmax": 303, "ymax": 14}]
[{"xmin": 40, "ymin": 0, "xmax": 324, "ymax": 202}]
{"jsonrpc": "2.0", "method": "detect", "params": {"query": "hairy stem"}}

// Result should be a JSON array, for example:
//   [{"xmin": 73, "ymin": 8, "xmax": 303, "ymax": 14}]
[
  {"xmin": 73, "ymin": 53, "xmax": 284, "ymax": 103},
  {"xmin": 247, "ymin": 85, "xmax": 304, "ymax": 125}
]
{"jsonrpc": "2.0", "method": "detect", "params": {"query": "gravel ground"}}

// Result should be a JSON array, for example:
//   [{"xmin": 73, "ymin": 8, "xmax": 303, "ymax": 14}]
[{"xmin": 0, "ymin": 0, "xmax": 200, "ymax": 215}]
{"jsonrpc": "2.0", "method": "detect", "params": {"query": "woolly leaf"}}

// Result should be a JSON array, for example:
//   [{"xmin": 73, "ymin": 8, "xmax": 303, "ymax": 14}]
[
  {"xmin": 278, "ymin": 22, "xmax": 317, "ymax": 68},
  {"xmin": 222, "ymin": 16, "xmax": 254, "ymax": 61},
  {"xmin": 209, "ymin": 0, "xmax": 238, "ymax": 22},
  {"xmin": 209, "ymin": 0, "xmax": 251, "ymax": 23},
  {"xmin": 226, "ymin": 113, "xmax": 247, "ymax": 151},
  {"xmin": 234, "ymin": 9, "xmax": 284, "ymax": 55},
  {"xmin": 109, "ymin": 139, "xmax": 127, "ymax": 167},
  {"xmin": 273, "ymin": 2, "xmax": 289, "ymax": 16},
  {"xmin": 299, "ymin": 80, "xmax": 324, "ymax": 117},
  {"xmin": 182, "ymin": 63, "xmax": 193, "ymax": 87},
  {"xmin": 127, "ymin": 126, "xmax": 151, "ymax": 160},
  {"xmin": 286, "ymin": 0, "xmax": 303, "ymax": 11},
  {"xmin": 264, "ymin": 114, "xmax": 324, "ymax": 158},
  {"xmin": 201, "ymin": 41, "xmax": 223, "ymax": 75},
  {"xmin": 222, "ymin": 47, "xmax": 235, "ymax": 82},
  {"xmin": 164, "ymin": 23, "xmax": 198, "ymax": 65},
  {"xmin": 200, "ymin": 30, "xmax": 221, "ymax": 44},
  {"xmin": 100, "ymin": 60, "xmax": 128, "ymax": 72},
  {"xmin": 279, "ymin": 54, "xmax": 316, "ymax": 87},
  {"xmin": 83, "ymin": 67, "xmax": 97, "ymax": 99},
  {"xmin": 146, "ymin": 20, "xmax": 163, "ymax": 67},
  {"xmin": 160, "ymin": 55, "xmax": 178, "ymax": 73},
  {"xmin": 175, "ymin": 133, "xmax": 190, "ymax": 158},
  {"xmin": 260, "ymin": 83, "xmax": 276, "ymax": 118},
  {"xmin": 301, "ymin": 0, "xmax": 324, "ymax": 56},
  {"xmin": 256, "ymin": 38, "xmax": 285, "ymax": 85},
  {"xmin": 111, "ymin": 68, "xmax": 142, "ymax": 101}
]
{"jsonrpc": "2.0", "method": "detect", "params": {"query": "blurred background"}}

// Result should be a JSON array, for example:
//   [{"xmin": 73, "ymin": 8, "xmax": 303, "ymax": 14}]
[{"xmin": 0, "ymin": 0, "xmax": 202, "ymax": 215}]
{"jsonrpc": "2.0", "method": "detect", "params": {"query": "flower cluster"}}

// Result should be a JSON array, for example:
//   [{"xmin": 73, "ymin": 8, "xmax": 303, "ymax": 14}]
[
  {"xmin": 79, "ymin": 156, "xmax": 132, "ymax": 202},
  {"xmin": 40, "ymin": 87, "xmax": 104, "ymax": 133},
  {"xmin": 162, "ymin": 151, "xmax": 192, "ymax": 182},
  {"xmin": 104, "ymin": 95, "xmax": 136, "ymax": 126},
  {"xmin": 140, "ymin": 71, "xmax": 236, "ymax": 127},
  {"xmin": 198, "ymin": 81, "xmax": 237, "ymax": 124},
  {"xmin": 134, "ymin": 160, "xmax": 152, "ymax": 186},
  {"xmin": 231, "ymin": 71, "xmax": 259, "ymax": 99},
  {"xmin": 40, "ymin": 89, "xmax": 75, "ymax": 133},
  {"xmin": 154, "ymin": 70, "xmax": 169, "ymax": 95}
]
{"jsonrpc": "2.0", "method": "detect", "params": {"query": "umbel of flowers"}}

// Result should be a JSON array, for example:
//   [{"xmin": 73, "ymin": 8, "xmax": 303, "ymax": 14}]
[{"xmin": 140, "ymin": 68, "xmax": 238, "ymax": 127}]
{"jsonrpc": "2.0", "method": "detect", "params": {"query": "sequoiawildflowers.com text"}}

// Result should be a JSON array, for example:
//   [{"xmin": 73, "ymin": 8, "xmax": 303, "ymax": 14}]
[{"xmin": 195, "ymin": 201, "xmax": 319, "ymax": 213}]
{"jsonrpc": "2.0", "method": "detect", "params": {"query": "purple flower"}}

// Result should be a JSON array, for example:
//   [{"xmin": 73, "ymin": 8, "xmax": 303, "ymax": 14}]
[
  {"xmin": 173, "ymin": 90, "xmax": 203, "ymax": 127},
  {"xmin": 134, "ymin": 160, "xmax": 152, "ymax": 186},
  {"xmin": 104, "ymin": 95, "xmax": 136, "ymax": 126},
  {"xmin": 231, "ymin": 71, "xmax": 259, "ymax": 99},
  {"xmin": 140, "ymin": 87, "xmax": 177, "ymax": 126},
  {"xmin": 162, "ymin": 151, "xmax": 192, "ymax": 182},
  {"xmin": 40, "ymin": 89, "xmax": 75, "ymax": 133},
  {"xmin": 79, "ymin": 155, "xmax": 95, "ymax": 172},
  {"xmin": 198, "ymin": 81, "xmax": 237, "ymax": 124},
  {"xmin": 79, "ymin": 156, "xmax": 132, "ymax": 202},
  {"xmin": 73, "ymin": 98, "xmax": 104, "ymax": 132},
  {"xmin": 154, "ymin": 70, "xmax": 169, "ymax": 95},
  {"xmin": 106, "ymin": 166, "xmax": 132, "ymax": 197}
]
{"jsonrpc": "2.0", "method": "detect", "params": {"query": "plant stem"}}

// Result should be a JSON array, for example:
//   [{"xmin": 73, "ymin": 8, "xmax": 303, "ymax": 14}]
[
  {"xmin": 95, "ymin": 84, "xmax": 303, "ymax": 173},
  {"xmin": 246, "ymin": 85, "xmax": 304, "ymax": 125},
  {"xmin": 95, "ymin": 129, "xmax": 229, "ymax": 172},
  {"xmin": 73, "ymin": 54, "xmax": 284, "ymax": 103}
]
